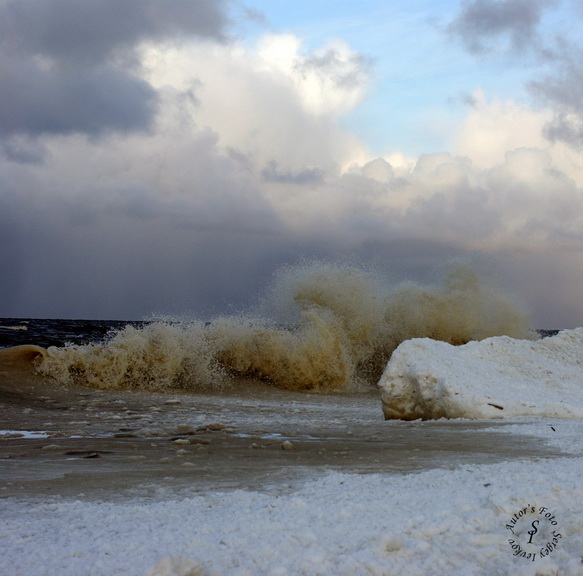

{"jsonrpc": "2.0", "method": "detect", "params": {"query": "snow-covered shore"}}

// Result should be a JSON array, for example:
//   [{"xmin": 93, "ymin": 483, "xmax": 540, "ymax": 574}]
[
  {"xmin": 4, "ymin": 328, "xmax": 583, "ymax": 575},
  {"xmin": 2, "ymin": 418, "xmax": 583, "ymax": 576},
  {"xmin": 379, "ymin": 328, "xmax": 583, "ymax": 420}
]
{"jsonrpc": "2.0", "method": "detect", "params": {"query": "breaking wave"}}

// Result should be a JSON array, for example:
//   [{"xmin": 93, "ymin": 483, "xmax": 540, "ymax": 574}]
[{"xmin": 35, "ymin": 261, "xmax": 535, "ymax": 393}]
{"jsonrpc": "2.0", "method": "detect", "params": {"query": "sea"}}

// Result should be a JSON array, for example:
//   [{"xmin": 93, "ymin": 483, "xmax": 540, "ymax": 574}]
[
  {"xmin": 2, "ymin": 263, "xmax": 581, "ymax": 576},
  {"xmin": 0, "ymin": 263, "xmax": 541, "ymax": 395},
  {"xmin": 0, "ymin": 261, "xmax": 555, "ymax": 494}
]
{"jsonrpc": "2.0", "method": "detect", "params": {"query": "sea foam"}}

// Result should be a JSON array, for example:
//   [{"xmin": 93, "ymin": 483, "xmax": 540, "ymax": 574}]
[{"xmin": 35, "ymin": 261, "xmax": 534, "ymax": 393}]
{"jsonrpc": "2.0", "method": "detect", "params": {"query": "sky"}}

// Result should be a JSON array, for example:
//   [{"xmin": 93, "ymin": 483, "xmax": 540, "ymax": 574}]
[{"xmin": 1, "ymin": 0, "xmax": 583, "ymax": 328}]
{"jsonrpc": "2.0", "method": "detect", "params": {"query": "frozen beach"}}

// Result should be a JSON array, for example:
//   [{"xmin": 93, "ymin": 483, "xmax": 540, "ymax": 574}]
[
  {"xmin": 2, "ymin": 380, "xmax": 583, "ymax": 575},
  {"xmin": 2, "ymin": 322, "xmax": 583, "ymax": 575},
  {"xmin": 4, "ymin": 0, "xmax": 583, "ymax": 571}
]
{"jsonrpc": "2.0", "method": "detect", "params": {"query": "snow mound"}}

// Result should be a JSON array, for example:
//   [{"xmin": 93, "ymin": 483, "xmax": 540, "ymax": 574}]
[{"xmin": 378, "ymin": 328, "xmax": 583, "ymax": 420}]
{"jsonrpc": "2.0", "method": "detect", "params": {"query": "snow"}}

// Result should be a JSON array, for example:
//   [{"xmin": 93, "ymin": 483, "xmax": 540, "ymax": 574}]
[
  {"xmin": 3, "ymin": 329, "xmax": 583, "ymax": 575},
  {"xmin": 0, "ymin": 458, "xmax": 582, "ymax": 575},
  {"xmin": 2, "ymin": 420, "xmax": 583, "ymax": 576},
  {"xmin": 379, "ymin": 328, "xmax": 583, "ymax": 420}
]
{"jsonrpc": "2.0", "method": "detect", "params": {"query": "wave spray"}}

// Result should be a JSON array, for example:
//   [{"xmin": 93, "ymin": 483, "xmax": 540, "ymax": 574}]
[{"xmin": 37, "ymin": 261, "xmax": 533, "ymax": 393}]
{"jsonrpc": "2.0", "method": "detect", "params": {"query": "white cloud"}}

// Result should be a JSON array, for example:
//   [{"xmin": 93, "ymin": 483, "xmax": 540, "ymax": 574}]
[
  {"xmin": 140, "ymin": 33, "xmax": 371, "ymax": 172},
  {"xmin": 453, "ymin": 90, "xmax": 583, "ymax": 185},
  {"xmin": 447, "ymin": 0, "xmax": 583, "ymax": 155},
  {"xmin": 257, "ymin": 35, "xmax": 371, "ymax": 116},
  {"xmin": 454, "ymin": 90, "xmax": 550, "ymax": 166}
]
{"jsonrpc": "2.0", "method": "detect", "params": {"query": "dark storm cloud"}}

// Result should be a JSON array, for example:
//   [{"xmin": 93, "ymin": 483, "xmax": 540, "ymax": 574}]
[
  {"xmin": 0, "ymin": 133, "xmax": 581, "ymax": 326},
  {"xmin": 0, "ymin": 135, "xmax": 47, "ymax": 164},
  {"xmin": 528, "ymin": 43, "xmax": 583, "ymax": 148},
  {"xmin": 0, "ymin": 0, "xmax": 231, "ymax": 141},
  {"xmin": 261, "ymin": 161, "xmax": 325, "ymax": 185},
  {"xmin": 0, "ymin": 58, "xmax": 156, "ymax": 136},
  {"xmin": 447, "ymin": 0, "xmax": 556, "ymax": 53},
  {"xmin": 0, "ymin": 153, "xmax": 285, "ymax": 320},
  {"xmin": 0, "ymin": 0, "xmax": 230, "ymax": 62}
]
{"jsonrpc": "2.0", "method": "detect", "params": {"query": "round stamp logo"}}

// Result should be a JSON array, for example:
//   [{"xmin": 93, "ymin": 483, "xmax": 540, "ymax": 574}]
[{"xmin": 505, "ymin": 505, "xmax": 562, "ymax": 562}]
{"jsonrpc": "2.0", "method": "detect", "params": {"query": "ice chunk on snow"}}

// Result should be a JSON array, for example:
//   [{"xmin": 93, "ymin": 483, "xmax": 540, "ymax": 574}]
[{"xmin": 378, "ymin": 328, "xmax": 583, "ymax": 420}]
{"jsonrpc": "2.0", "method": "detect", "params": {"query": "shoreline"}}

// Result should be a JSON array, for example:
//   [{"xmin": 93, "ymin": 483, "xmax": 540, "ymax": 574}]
[
  {"xmin": 0, "ymin": 382, "xmax": 573, "ymax": 500},
  {"xmin": 3, "ymin": 359, "xmax": 583, "ymax": 574}
]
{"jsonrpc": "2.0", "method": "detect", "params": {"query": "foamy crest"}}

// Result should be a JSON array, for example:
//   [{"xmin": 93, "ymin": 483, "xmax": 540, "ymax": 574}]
[
  {"xmin": 383, "ymin": 265, "xmax": 533, "ymax": 349},
  {"xmin": 38, "ymin": 322, "xmax": 224, "ymax": 391},
  {"xmin": 207, "ymin": 312, "xmax": 361, "ymax": 392},
  {"xmin": 213, "ymin": 261, "xmax": 390, "ymax": 391},
  {"xmin": 36, "ymin": 262, "xmax": 535, "ymax": 393}
]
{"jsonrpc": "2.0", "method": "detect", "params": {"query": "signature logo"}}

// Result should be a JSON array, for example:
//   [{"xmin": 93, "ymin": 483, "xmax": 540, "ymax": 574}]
[
  {"xmin": 505, "ymin": 505, "xmax": 562, "ymax": 562},
  {"xmin": 527, "ymin": 520, "xmax": 539, "ymax": 543}
]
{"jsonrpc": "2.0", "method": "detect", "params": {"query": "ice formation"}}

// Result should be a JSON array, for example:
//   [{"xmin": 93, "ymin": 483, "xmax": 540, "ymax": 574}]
[{"xmin": 379, "ymin": 328, "xmax": 583, "ymax": 420}]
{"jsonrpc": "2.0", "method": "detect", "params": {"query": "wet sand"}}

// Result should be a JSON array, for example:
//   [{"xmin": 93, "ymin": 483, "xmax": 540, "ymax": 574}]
[{"xmin": 0, "ymin": 366, "xmax": 567, "ymax": 500}]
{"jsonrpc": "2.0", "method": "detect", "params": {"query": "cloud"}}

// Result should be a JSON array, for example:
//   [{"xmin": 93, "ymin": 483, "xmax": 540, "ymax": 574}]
[
  {"xmin": 453, "ymin": 90, "xmax": 551, "ymax": 165},
  {"xmin": 2, "ymin": 106, "xmax": 582, "ymax": 326},
  {"xmin": 0, "ymin": 123, "xmax": 288, "ymax": 319},
  {"xmin": 0, "ymin": 135, "xmax": 47, "ymax": 164},
  {"xmin": 0, "ymin": 57, "xmax": 157, "ymax": 136},
  {"xmin": 0, "ymin": 0, "xmax": 231, "ymax": 141},
  {"xmin": 361, "ymin": 158, "xmax": 395, "ymax": 184},
  {"xmin": 451, "ymin": 89, "xmax": 583, "ymax": 188},
  {"xmin": 446, "ymin": 0, "xmax": 556, "ymax": 54},
  {"xmin": 291, "ymin": 41, "xmax": 373, "ymax": 114},
  {"xmin": 3, "ymin": 64, "xmax": 582, "ymax": 324},
  {"xmin": 261, "ymin": 161, "xmax": 325, "ymax": 185},
  {"xmin": 447, "ymin": 0, "xmax": 583, "ymax": 152},
  {"xmin": 0, "ymin": 0, "xmax": 230, "ymax": 63},
  {"xmin": 528, "ymin": 42, "xmax": 583, "ymax": 148},
  {"xmin": 1, "ymin": 6, "xmax": 583, "ymax": 328},
  {"xmin": 142, "ymin": 34, "xmax": 371, "ymax": 173}
]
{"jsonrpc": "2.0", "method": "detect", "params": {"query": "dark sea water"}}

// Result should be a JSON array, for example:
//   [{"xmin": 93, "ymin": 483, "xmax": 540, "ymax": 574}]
[
  {"xmin": 0, "ymin": 317, "xmax": 559, "ymax": 351},
  {"xmin": 0, "ymin": 318, "xmax": 142, "ymax": 349}
]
